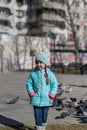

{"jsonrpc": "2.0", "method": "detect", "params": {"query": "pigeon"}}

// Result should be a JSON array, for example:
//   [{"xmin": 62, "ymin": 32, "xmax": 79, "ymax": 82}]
[
  {"xmin": 7, "ymin": 96, "xmax": 19, "ymax": 104},
  {"xmin": 70, "ymin": 97, "xmax": 77, "ymax": 102}
]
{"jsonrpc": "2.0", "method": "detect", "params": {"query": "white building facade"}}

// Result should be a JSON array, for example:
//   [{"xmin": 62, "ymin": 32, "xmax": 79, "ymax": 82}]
[{"xmin": 0, "ymin": 0, "xmax": 87, "ymax": 71}]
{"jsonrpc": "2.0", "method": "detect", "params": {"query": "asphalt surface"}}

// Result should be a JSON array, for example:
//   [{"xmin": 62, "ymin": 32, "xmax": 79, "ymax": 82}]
[{"xmin": 0, "ymin": 71, "xmax": 87, "ymax": 127}]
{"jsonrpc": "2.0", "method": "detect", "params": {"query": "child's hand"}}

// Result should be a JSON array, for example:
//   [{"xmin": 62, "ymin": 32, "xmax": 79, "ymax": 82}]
[
  {"xmin": 49, "ymin": 93, "xmax": 55, "ymax": 99},
  {"xmin": 29, "ymin": 92, "xmax": 35, "ymax": 98}
]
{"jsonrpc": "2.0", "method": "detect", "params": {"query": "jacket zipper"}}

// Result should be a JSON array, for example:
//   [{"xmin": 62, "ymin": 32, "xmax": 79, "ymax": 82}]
[{"xmin": 39, "ymin": 71, "xmax": 42, "ymax": 106}]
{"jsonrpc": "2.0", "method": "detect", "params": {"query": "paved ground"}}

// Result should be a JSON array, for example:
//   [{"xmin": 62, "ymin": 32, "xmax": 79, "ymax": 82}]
[{"xmin": 0, "ymin": 71, "xmax": 87, "ymax": 127}]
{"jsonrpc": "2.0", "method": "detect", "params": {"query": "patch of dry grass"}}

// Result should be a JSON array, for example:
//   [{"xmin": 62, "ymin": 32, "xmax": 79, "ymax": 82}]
[
  {"xmin": 47, "ymin": 124, "xmax": 87, "ymax": 130},
  {"xmin": 0, "ymin": 125, "xmax": 87, "ymax": 130}
]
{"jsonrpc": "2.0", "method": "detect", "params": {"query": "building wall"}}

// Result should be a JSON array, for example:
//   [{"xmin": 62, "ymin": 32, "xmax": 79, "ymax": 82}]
[
  {"xmin": 66, "ymin": 0, "xmax": 87, "ymax": 47},
  {"xmin": 0, "ymin": 0, "xmax": 87, "ymax": 71},
  {"xmin": 0, "ymin": 0, "xmax": 28, "ymax": 35}
]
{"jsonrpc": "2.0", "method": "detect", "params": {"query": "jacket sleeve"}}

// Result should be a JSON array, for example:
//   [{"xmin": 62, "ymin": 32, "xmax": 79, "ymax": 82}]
[
  {"xmin": 26, "ymin": 73, "xmax": 35, "ymax": 98},
  {"xmin": 49, "ymin": 73, "xmax": 58, "ymax": 99}
]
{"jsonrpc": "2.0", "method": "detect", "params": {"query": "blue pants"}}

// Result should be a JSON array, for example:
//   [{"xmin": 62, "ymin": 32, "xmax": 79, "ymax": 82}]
[{"xmin": 33, "ymin": 106, "xmax": 49, "ymax": 126}]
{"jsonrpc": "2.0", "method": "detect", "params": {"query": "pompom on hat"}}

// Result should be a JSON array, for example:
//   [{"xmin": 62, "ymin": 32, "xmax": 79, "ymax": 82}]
[{"xmin": 35, "ymin": 52, "xmax": 49, "ymax": 66}]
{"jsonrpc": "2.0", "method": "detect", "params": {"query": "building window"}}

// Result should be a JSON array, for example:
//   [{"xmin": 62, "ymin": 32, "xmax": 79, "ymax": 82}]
[
  {"xmin": 57, "ymin": 9, "xmax": 65, "ymax": 17},
  {"xmin": 84, "ymin": 14, "xmax": 87, "ymax": 20},
  {"xmin": 0, "ymin": 8, "xmax": 11, "ymax": 16},
  {"xmin": 84, "ymin": 25, "xmax": 87, "ymax": 31},
  {"xmin": 73, "ymin": 1, "xmax": 79, "ymax": 8},
  {"xmin": 72, "ymin": 13, "xmax": 79, "ymax": 19},
  {"xmin": 74, "ymin": 25, "xmax": 80, "ymax": 31},
  {"xmin": 16, "ymin": 10, "xmax": 25, "ymax": 18},
  {"xmin": 6, "ymin": 0, "xmax": 11, "ymax": 3},
  {"xmin": 0, "ymin": 0, "xmax": 11, "ymax": 3},
  {"xmin": 16, "ymin": 0, "xmax": 23, "ymax": 6},
  {"xmin": 84, "ymin": 2, "xmax": 87, "ymax": 8},
  {"xmin": 16, "ymin": 0, "xmax": 27, "ymax": 6},
  {"xmin": 58, "ymin": 0, "xmax": 65, "ymax": 6},
  {"xmin": 16, "ymin": 22, "xmax": 26, "ymax": 30},
  {"xmin": 0, "ymin": 20, "xmax": 11, "ymax": 27},
  {"xmin": 84, "ymin": 37, "xmax": 87, "ymax": 44}
]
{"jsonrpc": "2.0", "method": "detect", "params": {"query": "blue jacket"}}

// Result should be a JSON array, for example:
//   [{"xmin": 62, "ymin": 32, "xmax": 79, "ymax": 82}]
[{"xmin": 26, "ymin": 68, "xmax": 58, "ymax": 107}]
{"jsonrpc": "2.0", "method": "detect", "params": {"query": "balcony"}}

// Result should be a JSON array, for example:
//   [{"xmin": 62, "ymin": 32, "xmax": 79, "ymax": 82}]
[
  {"xmin": 0, "ymin": 0, "xmax": 11, "ymax": 4},
  {"xmin": 16, "ymin": 0, "xmax": 27, "ymax": 7},
  {"xmin": 0, "ymin": 19, "xmax": 11, "ymax": 24},
  {"xmin": 42, "ymin": 0, "xmax": 66, "ymax": 10},
  {"xmin": 0, "ymin": 7, "xmax": 12, "ymax": 19},
  {"xmin": 15, "ymin": 10, "xmax": 26, "ymax": 18},
  {"xmin": 29, "ymin": 13, "xmax": 65, "ymax": 24},
  {"xmin": 42, "ymin": 13, "xmax": 64, "ymax": 21},
  {"xmin": 16, "ymin": 22, "xmax": 26, "ymax": 30}
]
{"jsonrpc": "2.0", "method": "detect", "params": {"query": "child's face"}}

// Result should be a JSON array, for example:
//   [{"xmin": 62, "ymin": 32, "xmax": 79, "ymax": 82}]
[{"xmin": 35, "ymin": 60, "xmax": 45, "ymax": 70}]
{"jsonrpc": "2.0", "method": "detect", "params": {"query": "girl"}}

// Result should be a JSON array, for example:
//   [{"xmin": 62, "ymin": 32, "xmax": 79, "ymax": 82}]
[{"xmin": 26, "ymin": 52, "xmax": 58, "ymax": 130}]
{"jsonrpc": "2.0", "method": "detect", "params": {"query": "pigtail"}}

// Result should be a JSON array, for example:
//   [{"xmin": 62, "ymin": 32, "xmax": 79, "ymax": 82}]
[{"xmin": 44, "ymin": 66, "xmax": 50, "ymax": 85}]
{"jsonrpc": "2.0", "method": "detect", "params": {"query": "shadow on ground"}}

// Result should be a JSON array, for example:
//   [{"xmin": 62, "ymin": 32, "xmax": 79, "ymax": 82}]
[
  {"xmin": 0, "ymin": 114, "xmax": 24, "ymax": 129},
  {"xmin": 69, "ymin": 84, "xmax": 87, "ymax": 88},
  {"xmin": 0, "ymin": 114, "xmax": 34, "ymax": 130}
]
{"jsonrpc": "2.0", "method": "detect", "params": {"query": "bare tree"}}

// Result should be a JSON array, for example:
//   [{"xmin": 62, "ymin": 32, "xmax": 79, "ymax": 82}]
[
  {"xmin": 63, "ymin": 0, "xmax": 87, "ymax": 72},
  {"xmin": 65, "ymin": 0, "xmax": 79, "ymax": 65},
  {"xmin": 0, "ymin": 46, "xmax": 4, "ymax": 72},
  {"xmin": 13, "ymin": 35, "xmax": 21, "ymax": 70}
]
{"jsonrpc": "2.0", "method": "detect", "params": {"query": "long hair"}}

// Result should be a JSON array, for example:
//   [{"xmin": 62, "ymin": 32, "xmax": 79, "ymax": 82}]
[{"xmin": 45, "ymin": 66, "xmax": 50, "ymax": 85}]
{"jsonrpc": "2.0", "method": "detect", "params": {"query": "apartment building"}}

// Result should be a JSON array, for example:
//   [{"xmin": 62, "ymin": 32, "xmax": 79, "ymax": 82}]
[
  {"xmin": 0, "ymin": 0, "xmax": 67, "ymax": 71},
  {"xmin": 28, "ymin": 0, "xmax": 67, "ymax": 37},
  {"xmin": 67, "ymin": 0, "xmax": 87, "ymax": 49},
  {"xmin": 33, "ymin": 0, "xmax": 86, "ymax": 47},
  {"xmin": 0, "ymin": 0, "xmax": 67, "ymax": 37},
  {"xmin": 0, "ymin": 0, "xmax": 87, "ymax": 43},
  {"xmin": 0, "ymin": 0, "xmax": 30, "ymax": 71},
  {"xmin": 0, "ymin": 0, "xmax": 87, "ymax": 71},
  {"xmin": 0, "ymin": 0, "xmax": 29, "ymax": 35}
]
